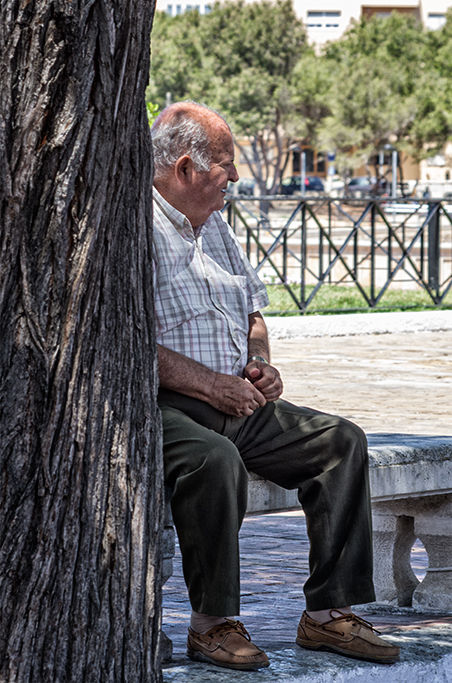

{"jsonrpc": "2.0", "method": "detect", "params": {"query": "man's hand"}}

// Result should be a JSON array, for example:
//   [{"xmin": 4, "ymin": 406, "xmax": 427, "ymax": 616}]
[
  {"xmin": 210, "ymin": 373, "xmax": 267, "ymax": 417},
  {"xmin": 158, "ymin": 344, "xmax": 267, "ymax": 417},
  {"xmin": 244, "ymin": 361, "xmax": 283, "ymax": 402}
]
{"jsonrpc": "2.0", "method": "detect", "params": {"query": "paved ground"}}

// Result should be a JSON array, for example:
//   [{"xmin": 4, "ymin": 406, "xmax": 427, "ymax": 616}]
[
  {"xmin": 163, "ymin": 511, "xmax": 452, "ymax": 682},
  {"xmin": 162, "ymin": 311, "xmax": 452, "ymax": 681},
  {"xmin": 270, "ymin": 329, "xmax": 452, "ymax": 436}
]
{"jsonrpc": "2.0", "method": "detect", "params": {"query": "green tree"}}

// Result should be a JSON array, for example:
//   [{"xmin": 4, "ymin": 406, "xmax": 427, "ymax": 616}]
[
  {"xmin": 290, "ymin": 53, "xmax": 336, "ymax": 148},
  {"xmin": 315, "ymin": 13, "xmax": 429, "ymax": 177},
  {"xmin": 148, "ymin": 0, "xmax": 309, "ymax": 202},
  {"xmin": 409, "ymin": 8, "xmax": 452, "ymax": 159},
  {"xmin": 307, "ymin": 11, "xmax": 452, "ymax": 180}
]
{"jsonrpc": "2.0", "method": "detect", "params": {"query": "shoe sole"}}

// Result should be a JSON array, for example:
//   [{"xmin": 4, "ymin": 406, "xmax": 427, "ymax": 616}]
[
  {"xmin": 187, "ymin": 648, "xmax": 270, "ymax": 670},
  {"xmin": 296, "ymin": 637, "xmax": 399, "ymax": 665}
]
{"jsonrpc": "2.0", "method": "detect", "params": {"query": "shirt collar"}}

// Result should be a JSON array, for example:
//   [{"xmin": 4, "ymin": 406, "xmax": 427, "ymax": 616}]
[{"xmin": 153, "ymin": 186, "xmax": 212, "ymax": 239}]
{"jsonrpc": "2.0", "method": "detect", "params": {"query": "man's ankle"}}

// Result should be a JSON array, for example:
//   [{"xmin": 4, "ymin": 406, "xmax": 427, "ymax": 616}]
[
  {"xmin": 190, "ymin": 611, "xmax": 229, "ymax": 634},
  {"xmin": 306, "ymin": 607, "xmax": 352, "ymax": 624}
]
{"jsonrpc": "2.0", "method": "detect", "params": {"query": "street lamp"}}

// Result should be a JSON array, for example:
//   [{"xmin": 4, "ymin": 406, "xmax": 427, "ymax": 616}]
[
  {"xmin": 383, "ymin": 143, "xmax": 398, "ymax": 198},
  {"xmin": 291, "ymin": 145, "xmax": 306, "ymax": 198}
]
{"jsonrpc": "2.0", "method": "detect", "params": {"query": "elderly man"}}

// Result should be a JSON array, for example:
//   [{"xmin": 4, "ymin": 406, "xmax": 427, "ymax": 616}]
[{"xmin": 151, "ymin": 102, "xmax": 400, "ymax": 671}]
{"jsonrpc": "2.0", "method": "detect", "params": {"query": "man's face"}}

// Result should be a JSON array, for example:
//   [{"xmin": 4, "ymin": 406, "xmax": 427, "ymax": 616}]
[{"xmin": 191, "ymin": 123, "xmax": 239, "ymax": 225}]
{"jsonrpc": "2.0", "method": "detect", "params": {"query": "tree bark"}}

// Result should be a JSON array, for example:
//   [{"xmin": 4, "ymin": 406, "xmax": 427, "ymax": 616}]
[{"xmin": 0, "ymin": 1, "xmax": 162, "ymax": 681}]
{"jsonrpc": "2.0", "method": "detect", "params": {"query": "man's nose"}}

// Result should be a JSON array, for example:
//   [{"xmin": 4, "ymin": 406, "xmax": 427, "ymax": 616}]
[{"xmin": 229, "ymin": 165, "xmax": 239, "ymax": 183}]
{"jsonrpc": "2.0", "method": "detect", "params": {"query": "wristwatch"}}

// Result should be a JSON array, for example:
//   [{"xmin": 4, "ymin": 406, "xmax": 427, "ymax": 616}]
[{"xmin": 247, "ymin": 355, "xmax": 269, "ymax": 365}]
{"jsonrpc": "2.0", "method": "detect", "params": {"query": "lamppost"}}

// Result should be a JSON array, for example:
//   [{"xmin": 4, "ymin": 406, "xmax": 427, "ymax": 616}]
[
  {"xmin": 289, "ymin": 144, "xmax": 306, "ymax": 197},
  {"xmin": 383, "ymin": 143, "xmax": 398, "ymax": 198}
]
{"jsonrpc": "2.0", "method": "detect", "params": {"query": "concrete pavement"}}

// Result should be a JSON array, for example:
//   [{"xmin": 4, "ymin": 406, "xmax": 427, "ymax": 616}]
[
  {"xmin": 163, "ymin": 511, "xmax": 452, "ymax": 682},
  {"xmin": 162, "ymin": 310, "xmax": 452, "ymax": 681},
  {"xmin": 267, "ymin": 310, "xmax": 452, "ymax": 436}
]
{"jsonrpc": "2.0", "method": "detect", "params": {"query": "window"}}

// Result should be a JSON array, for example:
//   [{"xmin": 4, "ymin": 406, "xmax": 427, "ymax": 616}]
[
  {"xmin": 316, "ymin": 152, "xmax": 325, "ymax": 174},
  {"xmin": 293, "ymin": 149, "xmax": 314, "ymax": 174},
  {"xmin": 204, "ymin": 4, "xmax": 211, "ymax": 13},
  {"xmin": 176, "ymin": 4, "xmax": 182, "ymax": 14},
  {"xmin": 427, "ymin": 13, "xmax": 446, "ymax": 30},
  {"xmin": 166, "ymin": 3, "xmax": 172, "ymax": 14},
  {"xmin": 307, "ymin": 11, "xmax": 341, "ymax": 29}
]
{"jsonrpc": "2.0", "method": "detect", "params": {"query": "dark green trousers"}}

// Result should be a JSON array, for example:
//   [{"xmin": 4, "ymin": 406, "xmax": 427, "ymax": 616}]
[{"xmin": 159, "ymin": 389, "xmax": 376, "ymax": 616}]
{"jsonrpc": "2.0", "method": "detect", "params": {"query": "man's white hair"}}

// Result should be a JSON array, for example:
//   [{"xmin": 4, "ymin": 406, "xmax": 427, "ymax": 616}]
[{"xmin": 151, "ymin": 101, "xmax": 227, "ymax": 175}]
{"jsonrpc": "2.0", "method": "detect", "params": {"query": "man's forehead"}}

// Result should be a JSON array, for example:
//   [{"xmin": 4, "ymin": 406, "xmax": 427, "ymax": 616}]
[{"xmin": 207, "ymin": 120, "xmax": 234, "ymax": 155}]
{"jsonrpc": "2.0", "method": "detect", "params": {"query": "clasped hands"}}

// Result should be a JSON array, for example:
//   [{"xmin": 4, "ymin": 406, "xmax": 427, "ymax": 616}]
[{"xmin": 210, "ymin": 361, "xmax": 283, "ymax": 417}]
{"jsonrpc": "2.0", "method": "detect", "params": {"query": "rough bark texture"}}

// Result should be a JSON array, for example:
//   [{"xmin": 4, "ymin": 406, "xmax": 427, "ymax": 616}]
[{"xmin": 0, "ymin": 1, "xmax": 162, "ymax": 681}]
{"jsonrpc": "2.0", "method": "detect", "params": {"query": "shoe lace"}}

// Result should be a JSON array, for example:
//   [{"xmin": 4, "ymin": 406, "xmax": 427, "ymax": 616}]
[
  {"xmin": 315, "ymin": 611, "xmax": 381, "ymax": 637},
  {"xmin": 343, "ymin": 613, "xmax": 382, "ymax": 635},
  {"xmin": 211, "ymin": 619, "xmax": 251, "ymax": 641}
]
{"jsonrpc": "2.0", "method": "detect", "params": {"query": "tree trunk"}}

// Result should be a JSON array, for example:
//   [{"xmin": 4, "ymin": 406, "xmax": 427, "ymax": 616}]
[{"xmin": 0, "ymin": 1, "xmax": 162, "ymax": 681}]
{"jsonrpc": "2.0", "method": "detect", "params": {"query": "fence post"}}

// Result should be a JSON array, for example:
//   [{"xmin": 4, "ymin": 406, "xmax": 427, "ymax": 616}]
[
  {"xmin": 370, "ymin": 201, "xmax": 377, "ymax": 305},
  {"xmin": 300, "ymin": 200, "xmax": 307, "ymax": 313},
  {"xmin": 428, "ymin": 202, "xmax": 440, "ymax": 300}
]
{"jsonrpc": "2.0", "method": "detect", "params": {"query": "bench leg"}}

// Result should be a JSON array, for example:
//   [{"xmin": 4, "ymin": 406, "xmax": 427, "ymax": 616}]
[
  {"xmin": 372, "ymin": 504, "xmax": 419, "ymax": 606},
  {"xmin": 412, "ymin": 494, "xmax": 452, "ymax": 610}
]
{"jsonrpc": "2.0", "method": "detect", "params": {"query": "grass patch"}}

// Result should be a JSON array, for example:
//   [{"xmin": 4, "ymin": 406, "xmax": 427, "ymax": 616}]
[{"xmin": 265, "ymin": 283, "xmax": 452, "ymax": 315}]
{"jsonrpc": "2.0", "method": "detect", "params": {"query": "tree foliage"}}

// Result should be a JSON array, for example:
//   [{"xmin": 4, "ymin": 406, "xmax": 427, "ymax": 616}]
[
  {"xmin": 312, "ymin": 11, "xmax": 452, "ymax": 171},
  {"xmin": 410, "ymin": 8, "xmax": 452, "ymax": 158}
]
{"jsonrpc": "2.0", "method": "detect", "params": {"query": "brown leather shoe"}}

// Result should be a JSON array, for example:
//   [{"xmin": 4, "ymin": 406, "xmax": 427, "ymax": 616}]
[
  {"xmin": 296, "ymin": 611, "xmax": 400, "ymax": 664},
  {"xmin": 187, "ymin": 619, "xmax": 270, "ymax": 670}
]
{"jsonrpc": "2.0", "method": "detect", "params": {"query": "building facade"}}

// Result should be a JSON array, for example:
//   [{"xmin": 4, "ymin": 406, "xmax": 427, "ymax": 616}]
[{"xmin": 156, "ymin": 0, "xmax": 451, "ymax": 41}]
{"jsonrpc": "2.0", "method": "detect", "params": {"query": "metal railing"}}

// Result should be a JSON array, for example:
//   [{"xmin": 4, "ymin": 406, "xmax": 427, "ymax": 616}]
[{"xmin": 223, "ymin": 195, "xmax": 452, "ymax": 314}]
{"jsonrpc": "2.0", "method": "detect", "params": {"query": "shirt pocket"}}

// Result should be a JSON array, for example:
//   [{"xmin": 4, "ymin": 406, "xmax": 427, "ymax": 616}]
[{"xmin": 155, "ymin": 261, "xmax": 249, "ymax": 337}]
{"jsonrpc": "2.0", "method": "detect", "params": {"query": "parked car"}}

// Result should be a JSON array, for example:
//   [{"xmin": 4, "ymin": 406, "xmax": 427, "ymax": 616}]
[
  {"xmin": 345, "ymin": 176, "xmax": 389, "ymax": 197},
  {"xmin": 279, "ymin": 175, "xmax": 324, "ymax": 195},
  {"xmin": 235, "ymin": 178, "xmax": 256, "ymax": 196}
]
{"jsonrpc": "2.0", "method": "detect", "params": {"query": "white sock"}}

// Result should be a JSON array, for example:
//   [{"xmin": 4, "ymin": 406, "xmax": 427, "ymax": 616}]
[{"xmin": 190, "ymin": 611, "xmax": 230, "ymax": 633}]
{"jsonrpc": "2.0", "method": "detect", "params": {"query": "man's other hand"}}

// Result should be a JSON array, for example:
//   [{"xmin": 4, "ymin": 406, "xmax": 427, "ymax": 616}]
[
  {"xmin": 244, "ymin": 361, "xmax": 283, "ymax": 402},
  {"xmin": 210, "ymin": 374, "xmax": 267, "ymax": 417}
]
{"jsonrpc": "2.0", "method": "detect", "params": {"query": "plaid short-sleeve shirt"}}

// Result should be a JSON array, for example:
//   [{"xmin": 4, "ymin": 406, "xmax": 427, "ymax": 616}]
[{"xmin": 153, "ymin": 189, "xmax": 269, "ymax": 376}]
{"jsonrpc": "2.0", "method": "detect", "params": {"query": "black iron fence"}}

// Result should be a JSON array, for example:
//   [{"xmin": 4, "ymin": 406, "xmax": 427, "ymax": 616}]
[{"xmin": 224, "ymin": 195, "xmax": 452, "ymax": 314}]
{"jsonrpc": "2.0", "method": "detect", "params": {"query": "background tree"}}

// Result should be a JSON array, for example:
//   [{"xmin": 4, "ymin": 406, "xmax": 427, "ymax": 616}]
[
  {"xmin": 0, "ymin": 1, "xmax": 162, "ymax": 681},
  {"xmin": 315, "ymin": 13, "xmax": 428, "ymax": 177},
  {"xmin": 409, "ymin": 8, "xmax": 452, "ymax": 160},
  {"xmin": 290, "ymin": 53, "xmax": 335, "ymax": 150},
  {"xmin": 148, "ymin": 0, "xmax": 309, "ymax": 201}
]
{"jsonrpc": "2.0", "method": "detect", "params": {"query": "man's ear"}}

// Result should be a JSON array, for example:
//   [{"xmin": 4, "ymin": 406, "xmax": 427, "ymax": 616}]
[{"xmin": 175, "ymin": 155, "xmax": 194, "ymax": 184}]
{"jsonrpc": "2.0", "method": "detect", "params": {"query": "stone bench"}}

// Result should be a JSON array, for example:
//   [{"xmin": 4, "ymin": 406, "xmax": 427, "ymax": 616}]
[
  {"xmin": 247, "ymin": 434, "xmax": 452, "ymax": 611},
  {"xmin": 161, "ymin": 435, "xmax": 452, "ymax": 659}
]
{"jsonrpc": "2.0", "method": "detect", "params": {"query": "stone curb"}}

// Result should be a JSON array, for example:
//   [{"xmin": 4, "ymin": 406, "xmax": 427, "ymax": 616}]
[{"xmin": 264, "ymin": 310, "xmax": 452, "ymax": 340}]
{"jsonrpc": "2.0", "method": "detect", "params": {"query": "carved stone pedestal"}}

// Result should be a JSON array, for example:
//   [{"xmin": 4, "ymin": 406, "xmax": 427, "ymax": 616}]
[{"xmin": 372, "ymin": 494, "xmax": 452, "ymax": 609}]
